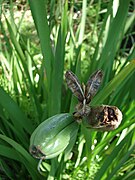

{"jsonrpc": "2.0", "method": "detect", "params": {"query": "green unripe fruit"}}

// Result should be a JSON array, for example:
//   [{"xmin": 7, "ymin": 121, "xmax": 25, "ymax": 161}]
[{"xmin": 29, "ymin": 113, "xmax": 79, "ymax": 159}]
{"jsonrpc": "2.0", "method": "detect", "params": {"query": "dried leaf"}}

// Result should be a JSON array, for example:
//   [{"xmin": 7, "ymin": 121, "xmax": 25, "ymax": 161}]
[
  {"xmin": 85, "ymin": 70, "xmax": 103, "ymax": 103},
  {"xmin": 65, "ymin": 70, "xmax": 84, "ymax": 102}
]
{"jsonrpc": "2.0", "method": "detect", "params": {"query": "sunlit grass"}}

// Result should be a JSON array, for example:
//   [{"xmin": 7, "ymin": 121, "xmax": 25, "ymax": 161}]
[{"xmin": 0, "ymin": 0, "xmax": 135, "ymax": 179}]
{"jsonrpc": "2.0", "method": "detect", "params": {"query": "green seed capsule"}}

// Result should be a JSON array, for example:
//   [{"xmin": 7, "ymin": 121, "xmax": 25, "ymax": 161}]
[{"xmin": 29, "ymin": 113, "xmax": 79, "ymax": 159}]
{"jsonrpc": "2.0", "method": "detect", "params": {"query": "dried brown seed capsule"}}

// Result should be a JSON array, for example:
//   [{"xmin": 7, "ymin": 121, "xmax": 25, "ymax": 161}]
[
  {"xmin": 83, "ymin": 105, "xmax": 122, "ymax": 131},
  {"xmin": 65, "ymin": 70, "xmax": 122, "ymax": 131}
]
